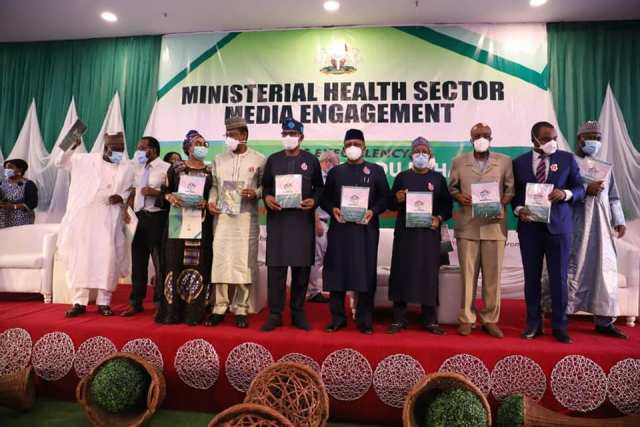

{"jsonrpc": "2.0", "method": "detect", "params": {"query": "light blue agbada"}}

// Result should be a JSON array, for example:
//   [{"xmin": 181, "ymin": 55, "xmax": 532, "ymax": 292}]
[{"xmin": 566, "ymin": 155, "xmax": 625, "ymax": 317}]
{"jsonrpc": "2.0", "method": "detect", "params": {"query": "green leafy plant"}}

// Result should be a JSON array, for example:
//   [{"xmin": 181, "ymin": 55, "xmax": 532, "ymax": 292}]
[
  {"xmin": 89, "ymin": 358, "xmax": 151, "ymax": 414},
  {"xmin": 424, "ymin": 388, "xmax": 487, "ymax": 427},
  {"xmin": 496, "ymin": 394, "xmax": 525, "ymax": 427}
]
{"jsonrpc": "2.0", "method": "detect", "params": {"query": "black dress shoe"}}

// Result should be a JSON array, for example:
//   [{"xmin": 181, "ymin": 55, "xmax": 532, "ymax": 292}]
[
  {"xmin": 98, "ymin": 305, "xmax": 113, "ymax": 316},
  {"xmin": 424, "ymin": 324, "xmax": 446, "ymax": 336},
  {"xmin": 552, "ymin": 329, "xmax": 572, "ymax": 344},
  {"xmin": 307, "ymin": 293, "xmax": 329, "ymax": 303},
  {"xmin": 260, "ymin": 316, "xmax": 282, "ymax": 332},
  {"xmin": 325, "ymin": 320, "xmax": 347, "ymax": 332},
  {"xmin": 386, "ymin": 322, "xmax": 407, "ymax": 334},
  {"xmin": 358, "ymin": 325, "xmax": 373, "ymax": 335},
  {"xmin": 204, "ymin": 313, "xmax": 225, "ymax": 326},
  {"xmin": 521, "ymin": 325, "xmax": 544, "ymax": 339},
  {"xmin": 292, "ymin": 315, "xmax": 312, "ymax": 331},
  {"xmin": 595, "ymin": 324, "xmax": 627, "ymax": 339},
  {"xmin": 120, "ymin": 304, "xmax": 144, "ymax": 317},
  {"xmin": 65, "ymin": 304, "xmax": 86, "ymax": 318},
  {"xmin": 236, "ymin": 315, "xmax": 248, "ymax": 329}
]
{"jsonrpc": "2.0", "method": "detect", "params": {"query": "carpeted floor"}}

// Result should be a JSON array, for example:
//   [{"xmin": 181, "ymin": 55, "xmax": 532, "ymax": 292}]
[
  {"xmin": 1, "ymin": 285, "xmax": 638, "ymax": 424},
  {"xmin": 0, "ymin": 399, "xmax": 385, "ymax": 427}
]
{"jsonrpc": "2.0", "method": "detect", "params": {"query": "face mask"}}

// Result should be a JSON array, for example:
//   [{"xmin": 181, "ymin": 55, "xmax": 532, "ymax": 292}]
[
  {"xmin": 412, "ymin": 153, "xmax": 430, "ymax": 169},
  {"xmin": 133, "ymin": 150, "xmax": 148, "ymax": 165},
  {"xmin": 109, "ymin": 151, "xmax": 124, "ymax": 164},
  {"xmin": 473, "ymin": 137, "xmax": 490, "ymax": 153},
  {"xmin": 192, "ymin": 146, "xmax": 208, "ymax": 160},
  {"xmin": 345, "ymin": 146, "xmax": 363, "ymax": 161},
  {"xmin": 582, "ymin": 140, "xmax": 602, "ymax": 157},
  {"xmin": 225, "ymin": 137, "xmax": 240, "ymax": 151},
  {"xmin": 539, "ymin": 139, "xmax": 558, "ymax": 155},
  {"xmin": 281, "ymin": 136, "xmax": 299, "ymax": 151},
  {"xmin": 3, "ymin": 168, "xmax": 14, "ymax": 179}
]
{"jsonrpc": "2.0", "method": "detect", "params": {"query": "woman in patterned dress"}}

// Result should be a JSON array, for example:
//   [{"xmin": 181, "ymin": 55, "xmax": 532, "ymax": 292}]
[
  {"xmin": 155, "ymin": 131, "xmax": 214, "ymax": 325},
  {"xmin": 0, "ymin": 159, "xmax": 38, "ymax": 228}
]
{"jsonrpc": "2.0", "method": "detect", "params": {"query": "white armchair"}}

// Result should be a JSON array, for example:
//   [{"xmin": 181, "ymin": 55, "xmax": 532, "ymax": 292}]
[
  {"xmin": 0, "ymin": 224, "xmax": 59, "ymax": 303},
  {"xmin": 615, "ymin": 239, "xmax": 639, "ymax": 326}
]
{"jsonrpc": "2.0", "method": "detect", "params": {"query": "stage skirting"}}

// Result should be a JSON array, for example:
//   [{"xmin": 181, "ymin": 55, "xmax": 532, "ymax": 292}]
[{"xmin": 1, "ymin": 285, "xmax": 639, "ymax": 424}]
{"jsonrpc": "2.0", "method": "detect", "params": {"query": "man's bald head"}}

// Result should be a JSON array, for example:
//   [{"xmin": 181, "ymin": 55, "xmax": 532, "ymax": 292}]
[
  {"xmin": 104, "ymin": 132, "xmax": 125, "ymax": 153},
  {"xmin": 470, "ymin": 123, "xmax": 492, "ymax": 140}
]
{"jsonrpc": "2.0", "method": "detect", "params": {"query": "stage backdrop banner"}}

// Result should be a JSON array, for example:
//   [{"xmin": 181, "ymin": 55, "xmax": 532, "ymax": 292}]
[{"xmin": 150, "ymin": 25, "xmax": 555, "ymax": 228}]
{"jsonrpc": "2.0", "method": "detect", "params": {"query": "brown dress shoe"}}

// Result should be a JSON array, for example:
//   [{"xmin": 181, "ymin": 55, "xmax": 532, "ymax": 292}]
[
  {"xmin": 482, "ymin": 323, "xmax": 504, "ymax": 338},
  {"xmin": 457, "ymin": 323, "xmax": 473, "ymax": 336}
]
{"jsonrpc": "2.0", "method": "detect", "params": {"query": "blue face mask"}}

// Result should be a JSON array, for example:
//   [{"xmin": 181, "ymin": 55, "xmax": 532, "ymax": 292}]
[
  {"xmin": 582, "ymin": 140, "xmax": 602, "ymax": 157},
  {"xmin": 3, "ymin": 168, "xmax": 14, "ymax": 179},
  {"xmin": 133, "ymin": 150, "xmax": 148, "ymax": 164},
  {"xmin": 412, "ymin": 153, "xmax": 430, "ymax": 169},
  {"xmin": 192, "ymin": 146, "xmax": 208, "ymax": 160},
  {"xmin": 109, "ymin": 151, "xmax": 124, "ymax": 164}
]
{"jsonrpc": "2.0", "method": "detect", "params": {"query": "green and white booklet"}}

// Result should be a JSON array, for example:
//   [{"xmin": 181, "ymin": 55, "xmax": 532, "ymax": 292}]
[
  {"xmin": 341, "ymin": 186, "xmax": 370, "ymax": 223},
  {"xmin": 169, "ymin": 206, "xmax": 202, "ymax": 239},
  {"xmin": 275, "ymin": 174, "xmax": 302, "ymax": 209},
  {"xmin": 405, "ymin": 191, "xmax": 433, "ymax": 228},
  {"xmin": 471, "ymin": 181, "xmax": 501, "ymax": 219},
  {"xmin": 576, "ymin": 156, "xmax": 612, "ymax": 184},
  {"xmin": 525, "ymin": 183, "xmax": 554, "ymax": 223},
  {"xmin": 218, "ymin": 180, "xmax": 244, "ymax": 215}
]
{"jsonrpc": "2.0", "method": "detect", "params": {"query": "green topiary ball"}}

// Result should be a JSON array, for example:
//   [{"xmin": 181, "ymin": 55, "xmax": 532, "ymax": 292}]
[
  {"xmin": 424, "ymin": 388, "xmax": 487, "ymax": 427},
  {"xmin": 496, "ymin": 394, "xmax": 525, "ymax": 427},
  {"xmin": 89, "ymin": 358, "xmax": 151, "ymax": 414}
]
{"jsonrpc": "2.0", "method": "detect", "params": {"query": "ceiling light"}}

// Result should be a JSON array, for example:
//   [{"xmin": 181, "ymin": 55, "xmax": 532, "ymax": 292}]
[
  {"xmin": 323, "ymin": 1, "xmax": 340, "ymax": 12},
  {"xmin": 529, "ymin": 0, "xmax": 548, "ymax": 7},
  {"xmin": 101, "ymin": 11, "xmax": 118, "ymax": 23}
]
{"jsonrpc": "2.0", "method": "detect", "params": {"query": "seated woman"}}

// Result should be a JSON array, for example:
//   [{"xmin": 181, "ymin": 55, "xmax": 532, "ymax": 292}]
[
  {"xmin": 155, "ymin": 130, "xmax": 214, "ymax": 325},
  {"xmin": 387, "ymin": 137, "xmax": 452, "ymax": 335},
  {"xmin": 0, "ymin": 159, "xmax": 38, "ymax": 228}
]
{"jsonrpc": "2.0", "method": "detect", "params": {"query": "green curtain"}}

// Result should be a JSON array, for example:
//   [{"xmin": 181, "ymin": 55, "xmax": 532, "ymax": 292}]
[
  {"xmin": 0, "ymin": 36, "xmax": 161, "ymax": 156},
  {"xmin": 548, "ymin": 21, "xmax": 640, "ymax": 149}
]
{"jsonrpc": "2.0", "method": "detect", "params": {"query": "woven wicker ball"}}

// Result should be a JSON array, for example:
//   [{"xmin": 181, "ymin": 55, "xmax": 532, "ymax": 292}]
[
  {"xmin": 245, "ymin": 362, "xmax": 329, "ymax": 427},
  {"xmin": 208, "ymin": 403, "xmax": 294, "ymax": 427}
]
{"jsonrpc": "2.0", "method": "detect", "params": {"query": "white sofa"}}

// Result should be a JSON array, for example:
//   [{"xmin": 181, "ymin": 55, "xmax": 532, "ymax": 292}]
[{"xmin": 0, "ymin": 224, "xmax": 59, "ymax": 303}]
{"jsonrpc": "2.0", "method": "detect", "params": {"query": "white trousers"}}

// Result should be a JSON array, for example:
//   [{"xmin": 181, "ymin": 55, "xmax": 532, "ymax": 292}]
[
  {"xmin": 72, "ymin": 288, "xmax": 112, "ymax": 306},
  {"xmin": 308, "ymin": 221, "xmax": 328, "ymax": 297}
]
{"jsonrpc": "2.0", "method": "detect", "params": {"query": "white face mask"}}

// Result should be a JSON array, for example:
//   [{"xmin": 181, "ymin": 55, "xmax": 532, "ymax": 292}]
[
  {"xmin": 225, "ymin": 137, "xmax": 241, "ymax": 151},
  {"xmin": 281, "ymin": 136, "xmax": 299, "ymax": 151},
  {"xmin": 473, "ymin": 137, "xmax": 490, "ymax": 153},
  {"xmin": 345, "ymin": 146, "xmax": 363, "ymax": 161},
  {"xmin": 539, "ymin": 139, "xmax": 558, "ymax": 155}
]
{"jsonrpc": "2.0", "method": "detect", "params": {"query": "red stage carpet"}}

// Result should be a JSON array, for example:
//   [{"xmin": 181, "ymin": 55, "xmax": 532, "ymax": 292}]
[{"xmin": 1, "ymin": 285, "xmax": 639, "ymax": 424}]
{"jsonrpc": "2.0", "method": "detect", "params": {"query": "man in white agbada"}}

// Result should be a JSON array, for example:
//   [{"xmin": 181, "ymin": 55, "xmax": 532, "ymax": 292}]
[
  {"xmin": 568, "ymin": 121, "xmax": 627, "ymax": 338},
  {"xmin": 307, "ymin": 150, "xmax": 339, "ymax": 303},
  {"xmin": 56, "ymin": 133, "xmax": 134, "ymax": 317},
  {"xmin": 206, "ymin": 116, "xmax": 265, "ymax": 328}
]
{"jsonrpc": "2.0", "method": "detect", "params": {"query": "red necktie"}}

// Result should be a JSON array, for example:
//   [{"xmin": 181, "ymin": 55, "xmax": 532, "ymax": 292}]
[{"xmin": 536, "ymin": 154, "xmax": 547, "ymax": 183}]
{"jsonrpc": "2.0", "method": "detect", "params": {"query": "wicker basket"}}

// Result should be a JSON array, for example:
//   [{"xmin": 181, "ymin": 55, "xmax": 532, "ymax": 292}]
[
  {"xmin": 76, "ymin": 352, "xmax": 166, "ymax": 427},
  {"xmin": 208, "ymin": 403, "xmax": 294, "ymax": 427},
  {"xmin": 0, "ymin": 366, "xmax": 36, "ymax": 411},
  {"xmin": 522, "ymin": 396, "xmax": 640, "ymax": 427},
  {"xmin": 245, "ymin": 361, "xmax": 329, "ymax": 427},
  {"xmin": 402, "ymin": 372, "xmax": 491, "ymax": 427}
]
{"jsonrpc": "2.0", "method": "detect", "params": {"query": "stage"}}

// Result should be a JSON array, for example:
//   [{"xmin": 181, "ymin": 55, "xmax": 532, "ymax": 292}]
[{"xmin": 1, "ymin": 285, "xmax": 639, "ymax": 425}]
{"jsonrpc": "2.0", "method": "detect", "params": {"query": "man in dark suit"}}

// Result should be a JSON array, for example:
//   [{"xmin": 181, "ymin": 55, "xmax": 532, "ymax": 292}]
[{"xmin": 512, "ymin": 121, "xmax": 585, "ymax": 343}]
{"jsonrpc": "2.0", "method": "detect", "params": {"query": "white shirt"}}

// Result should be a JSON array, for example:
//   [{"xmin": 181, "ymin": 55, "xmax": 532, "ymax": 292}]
[{"xmin": 133, "ymin": 157, "xmax": 170, "ymax": 213}]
